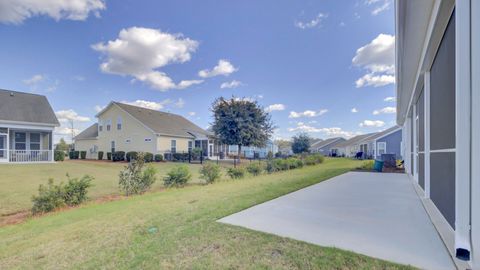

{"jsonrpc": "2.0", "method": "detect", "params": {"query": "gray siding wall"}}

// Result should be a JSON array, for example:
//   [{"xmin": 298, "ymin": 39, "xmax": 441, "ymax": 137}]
[{"xmin": 376, "ymin": 129, "xmax": 402, "ymax": 159}]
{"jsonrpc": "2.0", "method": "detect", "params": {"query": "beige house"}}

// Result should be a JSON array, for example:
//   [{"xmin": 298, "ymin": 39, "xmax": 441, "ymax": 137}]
[{"xmin": 74, "ymin": 102, "xmax": 215, "ymax": 159}]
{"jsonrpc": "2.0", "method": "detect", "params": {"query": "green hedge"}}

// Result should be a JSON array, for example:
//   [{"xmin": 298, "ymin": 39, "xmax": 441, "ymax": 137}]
[{"xmin": 54, "ymin": 150, "xmax": 65, "ymax": 162}]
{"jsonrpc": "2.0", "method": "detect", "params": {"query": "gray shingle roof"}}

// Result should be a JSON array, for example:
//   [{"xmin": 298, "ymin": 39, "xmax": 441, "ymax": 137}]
[
  {"xmin": 334, "ymin": 133, "xmax": 377, "ymax": 148},
  {"xmin": 113, "ymin": 102, "xmax": 211, "ymax": 138},
  {"xmin": 311, "ymin": 137, "xmax": 345, "ymax": 149},
  {"xmin": 75, "ymin": 123, "xmax": 98, "ymax": 140},
  {"xmin": 361, "ymin": 126, "xmax": 401, "ymax": 141},
  {"xmin": 0, "ymin": 89, "xmax": 59, "ymax": 126}
]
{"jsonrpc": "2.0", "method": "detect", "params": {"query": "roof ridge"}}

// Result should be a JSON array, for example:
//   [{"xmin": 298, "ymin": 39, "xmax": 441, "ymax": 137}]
[{"xmin": 0, "ymin": 88, "xmax": 48, "ymax": 98}]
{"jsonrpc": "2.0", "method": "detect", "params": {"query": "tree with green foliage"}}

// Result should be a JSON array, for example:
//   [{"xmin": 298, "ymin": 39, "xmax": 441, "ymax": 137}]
[
  {"xmin": 55, "ymin": 138, "xmax": 70, "ymax": 152},
  {"xmin": 291, "ymin": 133, "xmax": 311, "ymax": 154},
  {"xmin": 211, "ymin": 97, "xmax": 274, "ymax": 162}
]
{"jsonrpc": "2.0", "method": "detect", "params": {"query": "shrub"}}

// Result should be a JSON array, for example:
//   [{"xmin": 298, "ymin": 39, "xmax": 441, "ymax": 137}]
[
  {"xmin": 31, "ymin": 179, "xmax": 65, "ymax": 214},
  {"xmin": 286, "ymin": 158, "xmax": 303, "ymax": 169},
  {"xmin": 265, "ymin": 159, "xmax": 279, "ymax": 174},
  {"xmin": 173, "ymin": 152, "xmax": 188, "ymax": 162},
  {"xmin": 246, "ymin": 162, "xmax": 263, "ymax": 176},
  {"xmin": 144, "ymin": 152, "xmax": 154, "ymax": 163},
  {"xmin": 357, "ymin": 160, "xmax": 375, "ymax": 171},
  {"xmin": 119, "ymin": 152, "xmax": 157, "ymax": 195},
  {"xmin": 80, "ymin": 151, "xmax": 87, "ymax": 159},
  {"xmin": 304, "ymin": 155, "xmax": 317, "ymax": 166},
  {"xmin": 54, "ymin": 150, "xmax": 65, "ymax": 162},
  {"xmin": 154, "ymin": 154, "xmax": 163, "ymax": 162},
  {"xmin": 267, "ymin": 151, "xmax": 274, "ymax": 159},
  {"xmin": 63, "ymin": 175, "xmax": 94, "ymax": 206},
  {"xmin": 191, "ymin": 147, "xmax": 203, "ymax": 160},
  {"xmin": 312, "ymin": 154, "xmax": 325, "ymax": 164},
  {"xmin": 164, "ymin": 165, "xmax": 192, "ymax": 188},
  {"xmin": 227, "ymin": 167, "xmax": 246, "ymax": 179},
  {"xmin": 31, "ymin": 175, "xmax": 94, "ymax": 215},
  {"xmin": 200, "ymin": 163, "xmax": 222, "ymax": 184},
  {"xmin": 112, "ymin": 151, "xmax": 125, "ymax": 162},
  {"xmin": 107, "ymin": 152, "xmax": 112, "ymax": 160},
  {"xmin": 98, "ymin": 151, "xmax": 104, "ymax": 160},
  {"xmin": 126, "ymin": 151, "xmax": 138, "ymax": 162}
]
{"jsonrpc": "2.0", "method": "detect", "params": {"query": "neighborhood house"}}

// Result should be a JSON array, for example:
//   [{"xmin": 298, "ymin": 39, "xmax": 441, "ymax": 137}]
[
  {"xmin": 74, "ymin": 102, "xmax": 218, "ymax": 159},
  {"xmin": 0, "ymin": 89, "xmax": 59, "ymax": 163}
]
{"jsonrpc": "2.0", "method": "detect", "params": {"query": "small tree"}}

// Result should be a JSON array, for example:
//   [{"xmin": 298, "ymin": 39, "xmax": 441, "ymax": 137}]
[
  {"xmin": 292, "ymin": 133, "xmax": 311, "ymax": 154},
  {"xmin": 118, "ymin": 152, "xmax": 157, "ymax": 196},
  {"xmin": 211, "ymin": 97, "xmax": 274, "ymax": 162},
  {"xmin": 55, "ymin": 138, "xmax": 69, "ymax": 152}
]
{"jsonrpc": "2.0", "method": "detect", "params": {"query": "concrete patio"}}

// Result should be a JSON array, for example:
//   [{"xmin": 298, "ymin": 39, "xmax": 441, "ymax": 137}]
[{"xmin": 219, "ymin": 172, "xmax": 455, "ymax": 270}]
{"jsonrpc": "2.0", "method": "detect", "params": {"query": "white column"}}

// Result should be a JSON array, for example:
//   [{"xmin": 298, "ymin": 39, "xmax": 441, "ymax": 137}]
[
  {"xmin": 6, "ymin": 128, "xmax": 9, "ymax": 162},
  {"xmin": 412, "ymin": 104, "xmax": 418, "ymax": 183},
  {"xmin": 470, "ymin": 0, "xmax": 480, "ymax": 267},
  {"xmin": 424, "ymin": 72, "xmax": 431, "ymax": 198},
  {"xmin": 404, "ymin": 118, "xmax": 411, "ymax": 175},
  {"xmin": 455, "ymin": 0, "xmax": 472, "ymax": 259}
]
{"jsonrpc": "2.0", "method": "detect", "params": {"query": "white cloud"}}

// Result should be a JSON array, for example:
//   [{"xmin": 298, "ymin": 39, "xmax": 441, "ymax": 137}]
[
  {"xmin": 220, "ymin": 80, "xmax": 242, "ymax": 89},
  {"xmin": 174, "ymin": 98, "xmax": 185, "ymax": 108},
  {"xmin": 199, "ymin": 59, "xmax": 237, "ymax": 78},
  {"xmin": 288, "ymin": 109, "xmax": 328, "ymax": 118},
  {"xmin": 188, "ymin": 112, "xmax": 196, "ymax": 116},
  {"xmin": 265, "ymin": 104, "xmax": 286, "ymax": 113},
  {"xmin": 120, "ymin": 99, "xmax": 173, "ymax": 111},
  {"xmin": 23, "ymin": 74, "xmax": 44, "ymax": 85},
  {"xmin": 384, "ymin": 96, "xmax": 396, "ymax": 102},
  {"xmin": 56, "ymin": 109, "xmax": 90, "ymax": 123},
  {"xmin": 373, "ymin": 106, "xmax": 396, "ymax": 115},
  {"xmin": 365, "ymin": 0, "xmax": 392, "ymax": 16},
  {"xmin": 351, "ymin": 107, "xmax": 359, "ymax": 113},
  {"xmin": 0, "ymin": 0, "xmax": 105, "ymax": 24},
  {"xmin": 294, "ymin": 13, "xmax": 327, "ymax": 29},
  {"xmin": 352, "ymin": 33, "xmax": 395, "ymax": 88},
  {"xmin": 92, "ymin": 27, "xmax": 202, "ymax": 91},
  {"xmin": 288, "ymin": 123, "xmax": 359, "ymax": 138},
  {"xmin": 94, "ymin": 105, "xmax": 105, "ymax": 113},
  {"xmin": 359, "ymin": 120, "xmax": 385, "ymax": 127}
]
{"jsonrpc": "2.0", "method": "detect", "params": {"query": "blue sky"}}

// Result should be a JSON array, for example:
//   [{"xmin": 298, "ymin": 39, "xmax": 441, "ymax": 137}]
[{"xmin": 0, "ymin": 0, "xmax": 396, "ymax": 142}]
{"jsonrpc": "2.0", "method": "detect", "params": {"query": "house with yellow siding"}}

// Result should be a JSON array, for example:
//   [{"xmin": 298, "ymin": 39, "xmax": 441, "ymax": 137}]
[{"xmin": 74, "ymin": 102, "xmax": 216, "ymax": 159}]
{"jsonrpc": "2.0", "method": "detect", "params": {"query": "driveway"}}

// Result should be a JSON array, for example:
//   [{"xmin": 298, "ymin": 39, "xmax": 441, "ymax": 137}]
[{"xmin": 219, "ymin": 172, "xmax": 455, "ymax": 270}]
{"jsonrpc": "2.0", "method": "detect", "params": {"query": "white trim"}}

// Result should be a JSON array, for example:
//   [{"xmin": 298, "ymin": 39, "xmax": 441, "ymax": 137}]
[
  {"xmin": 413, "ymin": 104, "xmax": 418, "ymax": 183},
  {"xmin": 424, "ymin": 71, "xmax": 431, "ymax": 198},
  {"xmin": 471, "ymin": 0, "xmax": 480, "ymax": 267},
  {"xmin": 0, "ymin": 119, "xmax": 58, "ymax": 128},
  {"xmin": 430, "ymin": 148, "xmax": 456, "ymax": 153},
  {"xmin": 455, "ymin": 0, "xmax": 472, "ymax": 259},
  {"xmin": 0, "ymin": 123, "xmax": 54, "ymax": 131}
]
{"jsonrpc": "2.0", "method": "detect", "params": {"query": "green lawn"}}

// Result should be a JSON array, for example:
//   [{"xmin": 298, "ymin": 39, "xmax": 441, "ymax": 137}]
[
  {"xmin": 0, "ymin": 160, "xmax": 208, "ymax": 216},
  {"xmin": 0, "ymin": 158, "xmax": 414, "ymax": 269}
]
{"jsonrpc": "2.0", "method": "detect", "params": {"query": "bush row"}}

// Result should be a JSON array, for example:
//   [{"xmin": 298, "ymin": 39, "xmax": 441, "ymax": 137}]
[{"xmin": 31, "ymin": 175, "xmax": 94, "ymax": 214}]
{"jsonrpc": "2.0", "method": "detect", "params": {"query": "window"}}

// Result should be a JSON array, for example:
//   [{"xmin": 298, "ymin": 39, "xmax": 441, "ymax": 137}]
[
  {"xmin": 188, "ymin": 141, "xmax": 193, "ymax": 152},
  {"xmin": 30, "ymin": 133, "xmax": 41, "ymax": 150},
  {"xmin": 125, "ymin": 139, "xmax": 131, "ymax": 144},
  {"xmin": 15, "ymin": 132, "xmax": 26, "ymax": 150},
  {"xmin": 377, "ymin": 142, "xmax": 387, "ymax": 156},
  {"xmin": 171, "ymin": 140, "xmax": 176, "ymax": 153},
  {"xmin": 106, "ymin": 119, "xmax": 111, "ymax": 131},
  {"xmin": 144, "ymin": 138, "xmax": 152, "ymax": 142},
  {"xmin": 111, "ymin": 141, "xmax": 115, "ymax": 152},
  {"xmin": 98, "ymin": 120, "xmax": 103, "ymax": 132},
  {"xmin": 117, "ymin": 117, "xmax": 122, "ymax": 130}
]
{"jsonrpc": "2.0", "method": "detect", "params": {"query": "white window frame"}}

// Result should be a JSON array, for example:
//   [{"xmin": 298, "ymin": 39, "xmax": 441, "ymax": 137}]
[
  {"xmin": 117, "ymin": 117, "xmax": 122, "ymax": 130},
  {"xmin": 171, "ymin": 140, "xmax": 176, "ymax": 153},
  {"xmin": 377, "ymin": 142, "xmax": 387, "ymax": 156}
]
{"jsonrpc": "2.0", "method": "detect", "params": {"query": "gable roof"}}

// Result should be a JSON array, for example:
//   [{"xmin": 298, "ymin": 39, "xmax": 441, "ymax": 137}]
[
  {"xmin": 75, "ymin": 123, "xmax": 98, "ymax": 140},
  {"xmin": 0, "ymin": 89, "xmax": 59, "ymax": 126},
  {"xmin": 363, "ymin": 126, "xmax": 402, "ymax": 142},
  {"xmin": 99, "ymin": 102, "xmax": 211, "ymax": 138},
  {"xmin": 334, "ymin": 133, "xmax": 377, "ymax": 148},
  {"xmin": 311, "ymin": 137, "xmax": 346, "ymax": 149}
]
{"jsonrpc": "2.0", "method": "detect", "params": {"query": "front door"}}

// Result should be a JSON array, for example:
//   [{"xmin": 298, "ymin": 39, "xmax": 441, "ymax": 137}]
[{"xmin": 0, "ymin": 134, "xmax": 7, "ymax": 161}]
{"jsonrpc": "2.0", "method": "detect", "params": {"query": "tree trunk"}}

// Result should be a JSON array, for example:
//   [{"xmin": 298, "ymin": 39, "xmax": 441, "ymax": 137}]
[{"xmin": 237, "ymin": 144, "xmax": 242, "ymax": 164}]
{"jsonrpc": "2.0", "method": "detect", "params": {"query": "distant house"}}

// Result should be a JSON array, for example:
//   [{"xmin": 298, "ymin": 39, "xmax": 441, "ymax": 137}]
[
  {"xmin": 332, "ymin": 133, "xmax": 377, "ymax": 158},
  {"xmin": 74, "ymin": 102, "xmax": 216, "ymax": 159},
  {"xmin": 311, "ymin": 137, "xmax": 346, "ymax": 156},
  {"xmin": 0, "ymin": 89, "xmax": 59, "ymax": 163},
  {"xmin": 226, "ymin": 140, "xmax": 279, "ymax": 158},
  {"xmin": 366, "ymin": 126, "xmax": 402, "ymax": 160}
]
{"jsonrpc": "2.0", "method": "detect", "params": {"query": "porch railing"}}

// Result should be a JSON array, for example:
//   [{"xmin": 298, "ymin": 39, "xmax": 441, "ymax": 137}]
[{"xmin": 9, "ymin": 150, "xmax": 52, "ymax": 162}]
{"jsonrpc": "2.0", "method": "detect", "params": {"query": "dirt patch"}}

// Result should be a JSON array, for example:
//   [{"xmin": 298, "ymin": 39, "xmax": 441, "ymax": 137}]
[{"xmin": 0, "ymin": 211, "xmax": 30, "ymax": 227}]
